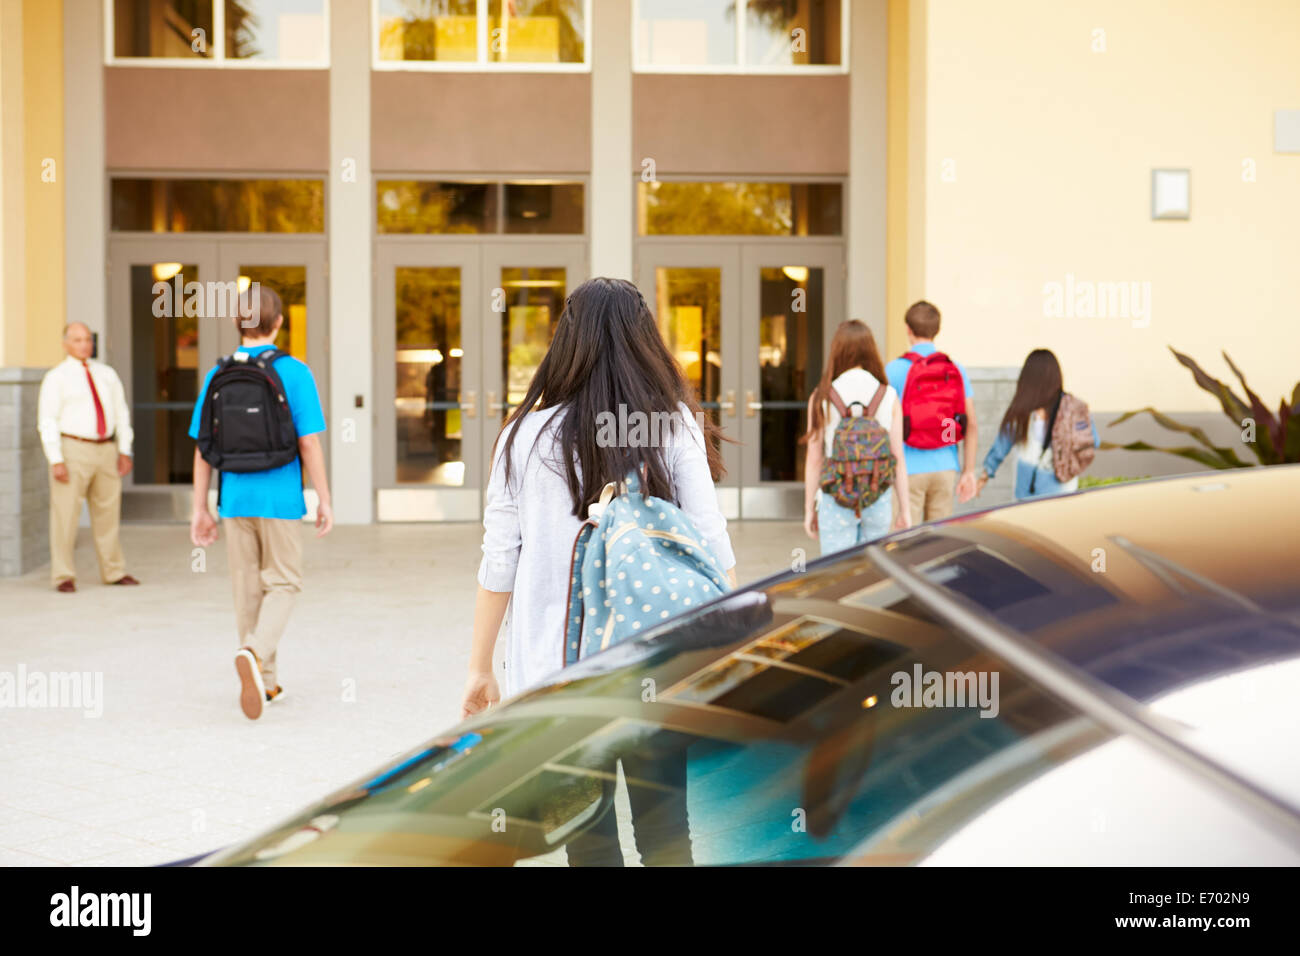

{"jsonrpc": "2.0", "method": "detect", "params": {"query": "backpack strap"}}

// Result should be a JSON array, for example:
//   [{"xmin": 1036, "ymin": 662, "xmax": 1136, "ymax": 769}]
[
  {"xmin": 826, "ymin": 385, "xmax": 850, "ymax": 418},
  {"xmin": 251, "ymin": 347, "xmax": 287, "ymax": 369},
  {"xmin": 899, "ymin": 352, "xmax": 928, "ymax": 406},
  {"xmin": 562, "ymin": 522, "xmax": 597, "ymax": 667},
  {"xmin": 865, "ymin": 383, "xmax": 888, "ymax": 419}
]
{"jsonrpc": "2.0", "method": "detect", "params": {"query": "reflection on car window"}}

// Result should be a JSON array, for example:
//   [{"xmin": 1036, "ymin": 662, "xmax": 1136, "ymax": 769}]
[
  {"xmin": 924, "ymin": 549, "xmax": 1051, "ymax": 611},
  {"xmin": 213, "ymin": 541, "xmax": 1118, "ymax": 868}
]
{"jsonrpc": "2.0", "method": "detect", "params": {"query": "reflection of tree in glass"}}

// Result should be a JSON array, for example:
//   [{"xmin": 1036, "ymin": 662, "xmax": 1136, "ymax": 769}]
[
  {"xmin": 377, "ymin": 182, "xmax": 489, "ymax": 235},
  {"xmin": 379, "ymin": 1, "xmax": 477, "ymax": 61},
  {"xmin": 225, "ymin": 1, "xmax": 261, "ymax": 59},
  {"xmin": 396, "ymin": 268, "xmax": 460, "ymax": 349},
  {"xmin": 491, "ymin": 0, "xmax": 586, "ymax": 63},
  {"xmin": 738, "ymin": 0, "xmax": 800, "ymax": 28},
  {"xmin": 644, "ymin": 183, "xmax": 794, "ymax": 236},
  {"xmin": 165, "ymin": 180, "xmax": 324, "ymax": 233}
]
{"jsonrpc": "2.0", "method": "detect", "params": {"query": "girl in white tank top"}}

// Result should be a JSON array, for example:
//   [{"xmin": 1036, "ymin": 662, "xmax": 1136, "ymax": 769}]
[{"xmin": 803, "ymin": 321, "xmax": 911, "ymax": 555}]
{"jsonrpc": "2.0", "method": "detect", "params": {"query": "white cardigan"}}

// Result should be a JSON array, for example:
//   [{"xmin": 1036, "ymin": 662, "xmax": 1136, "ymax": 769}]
[{"xmin": 477, "ymin": 403, "xmax": 736, "ymax": 696}]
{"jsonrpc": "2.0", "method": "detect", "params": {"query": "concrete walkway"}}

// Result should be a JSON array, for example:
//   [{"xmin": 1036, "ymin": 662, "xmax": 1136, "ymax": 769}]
[{"xmin": 0, "ymin": 519, "xmax": 803, "ymax": 866}]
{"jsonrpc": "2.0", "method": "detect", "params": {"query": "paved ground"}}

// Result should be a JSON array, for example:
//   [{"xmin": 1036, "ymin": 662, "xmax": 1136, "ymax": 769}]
[{"xmin": 0, "ymin": 519, "xmax": 804, "ymax": 866}]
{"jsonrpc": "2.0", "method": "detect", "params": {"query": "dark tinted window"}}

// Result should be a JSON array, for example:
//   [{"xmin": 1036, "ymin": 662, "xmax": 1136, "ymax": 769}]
[{"xmin": 111, "ymin": 178, "xmax": 325, "ymax": 233}]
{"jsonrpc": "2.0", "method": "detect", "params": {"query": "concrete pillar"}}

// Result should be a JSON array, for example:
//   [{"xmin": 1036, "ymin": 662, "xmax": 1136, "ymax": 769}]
[
  {"xmin": 589, "ymin": 0, "xmax": 632, "ymax": 280},
  {"xmin": 328, "ymin": 0, "xmax": 373, "ymax": 523},
  {"xmin": 63, "ymin": 0, "xmax": 104, "ymax": 350},
  {"xmin": 847, "ymin": 0, "xmax": 888, "ymax": 343}
]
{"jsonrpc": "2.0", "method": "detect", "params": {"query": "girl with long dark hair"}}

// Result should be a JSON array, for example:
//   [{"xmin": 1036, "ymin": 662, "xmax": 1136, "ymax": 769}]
[
  {"xmin": 978, "ymin": 348, "xmax": 1099, "ymax": 499},
  {"xmin": 803, "ymin": 320, "xmax": 911, "ymax": 553},
  {"xmin": 462, "ymin": 277, "xmax": 737, "ymax": 715}
]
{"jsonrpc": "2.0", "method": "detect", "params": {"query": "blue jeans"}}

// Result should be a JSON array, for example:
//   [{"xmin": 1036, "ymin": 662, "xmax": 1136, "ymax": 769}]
[{"xmin": 817, "ymin": 488, "xmax": 894, "ymax": 556}]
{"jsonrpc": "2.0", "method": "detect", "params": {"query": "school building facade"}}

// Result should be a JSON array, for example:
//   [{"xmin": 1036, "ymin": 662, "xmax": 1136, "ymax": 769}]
[{"xmin": 1, "ymin": 0, "xmax": 1297, "ymax": 573}]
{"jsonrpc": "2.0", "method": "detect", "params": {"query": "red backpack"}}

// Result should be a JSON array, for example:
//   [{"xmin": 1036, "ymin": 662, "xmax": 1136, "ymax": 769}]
[{"xmin": 900, "ymin": 351, "xmax": 967, "ymax": 449}]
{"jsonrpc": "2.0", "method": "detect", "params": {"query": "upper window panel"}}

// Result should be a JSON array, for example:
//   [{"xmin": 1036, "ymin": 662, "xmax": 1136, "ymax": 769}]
[
  {"xmin": 376, "ymin": 181, "xmax": 585, "ymax": 234},
  {"xmin": 376, "ymin": 0, "xmax": 589, "ymax": 69},
  {"xmin": 638, "ymin": 181, "xmax": 842, "ymax": 236},
  {"xmin": 745, "ymin": 0, "xmax": 841, "ymax": 68},
  {"xmin": 110, "ymin": 0, "xmax": 329, "ymax": 65},
  {"xmin": 111, "ymin": 179, "xmax": 326, "ymax": 233},
  {"xmin": 635, "ymin": 0, "xmax": 845, "ymax": 72},
  {"xmin": 226, "ymin": 1, "xmax": 329, "ymax": 62}
]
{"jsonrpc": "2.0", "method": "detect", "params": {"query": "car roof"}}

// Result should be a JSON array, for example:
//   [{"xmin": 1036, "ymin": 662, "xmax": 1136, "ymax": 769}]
[
  {"xmin": 205, "ymin": 467, "xmax": 1300, "ymax": 866},
  {"xmin": 540, "ymin": 466, "xmax": 1300, "ymax": 815}
]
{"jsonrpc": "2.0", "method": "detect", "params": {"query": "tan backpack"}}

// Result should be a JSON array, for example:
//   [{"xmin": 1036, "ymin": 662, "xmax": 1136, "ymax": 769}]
[{"xmin": 1048, "ymin": 392, "xmax": 1096, "ymax": 482}]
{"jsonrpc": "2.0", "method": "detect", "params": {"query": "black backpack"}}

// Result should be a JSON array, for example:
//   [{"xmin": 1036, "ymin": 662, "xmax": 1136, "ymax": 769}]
[{"xmin": 196, "ymin": 349, "xmax": 300, "ymax": 473}]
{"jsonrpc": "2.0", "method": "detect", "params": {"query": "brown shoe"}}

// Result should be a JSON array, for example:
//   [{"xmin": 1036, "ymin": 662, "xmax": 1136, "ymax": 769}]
[
  {"xmin": 56, "ymin": 579, "xmax": 76, "ymax": 593},
  {"xmin": 234, "ymin": 648, "xmax": 266, "ymax": 720},
  {"xmin": 110, "ymin": 575, "xmax": 140, "ymax": 586}
]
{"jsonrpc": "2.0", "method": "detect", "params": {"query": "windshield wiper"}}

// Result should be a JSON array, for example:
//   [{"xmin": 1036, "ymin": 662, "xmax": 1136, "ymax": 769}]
[{"xmin": 1108, "ymin": 534, "xmax": 1300, "ymax": 632}]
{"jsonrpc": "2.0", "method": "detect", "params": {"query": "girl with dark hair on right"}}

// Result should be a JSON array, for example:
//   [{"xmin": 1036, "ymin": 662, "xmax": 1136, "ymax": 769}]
[{"xmin": 978, "ymin": 348, "xmax": 1100, "ymax": 500}]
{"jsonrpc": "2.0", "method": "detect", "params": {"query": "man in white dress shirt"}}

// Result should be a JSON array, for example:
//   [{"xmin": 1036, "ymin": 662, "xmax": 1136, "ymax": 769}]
[{"xmin": 37, "ymin": 322, "xmax": 140, "ymax": 592}]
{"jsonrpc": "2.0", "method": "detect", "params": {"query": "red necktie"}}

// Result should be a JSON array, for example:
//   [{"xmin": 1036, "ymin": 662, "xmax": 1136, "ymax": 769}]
[{"xmin": 82, "ymin": 360, "xmax": 107, "ymax": 439}]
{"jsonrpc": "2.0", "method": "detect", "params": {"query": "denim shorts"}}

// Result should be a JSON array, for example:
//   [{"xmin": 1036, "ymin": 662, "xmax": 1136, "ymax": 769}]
[{"xmin": 817, "ymin": 488, "xmax": 894, "ymax": 556}]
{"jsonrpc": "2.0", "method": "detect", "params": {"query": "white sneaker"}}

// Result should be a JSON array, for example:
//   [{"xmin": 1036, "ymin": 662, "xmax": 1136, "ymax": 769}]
[{"xmin": 235, "ymin": 648, "xmax": 265, "ymax": 720}]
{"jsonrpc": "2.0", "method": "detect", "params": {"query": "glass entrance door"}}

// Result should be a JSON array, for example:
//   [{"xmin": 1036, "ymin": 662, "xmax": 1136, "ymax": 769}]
[
  {"xmin": 374, "ymin": 241, "xmax": 586, "ymax": 521},
  {"xmin": 738, "ymin": 244, "xmax": 842, "ymax": 518},
  {"xmin": 637, "ymin": 244, "xmax": 742, "ymax": 517},
  {"xmin": 108, "ymin": 239, "xmax": 217, "ymax": 519},
  {"xmin": 639, "ymin": 242, "xmax": 843, "ymax": 520},
  {"xmin": 219, "ymin": 240, "xmax": 330, "ymax": 505},
  {"xmin": 108, "ymin": 237, "xmax": 328, "ymax": 519}
]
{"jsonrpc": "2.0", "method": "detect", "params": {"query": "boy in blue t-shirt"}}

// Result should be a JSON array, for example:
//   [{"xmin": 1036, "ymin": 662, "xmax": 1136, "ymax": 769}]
[
  {"xmin": 188, "ymin": 285, "xmax": 332, "ymax": 721},
  {"xmin": 884, "ymin": 301, "xmax": 980, "ymax": 525}
]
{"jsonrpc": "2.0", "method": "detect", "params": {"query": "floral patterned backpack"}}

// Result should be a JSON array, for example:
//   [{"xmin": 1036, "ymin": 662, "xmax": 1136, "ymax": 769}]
[{"xmin": 820, "ymin": 384, "xmax": 895, "ymax": 516}]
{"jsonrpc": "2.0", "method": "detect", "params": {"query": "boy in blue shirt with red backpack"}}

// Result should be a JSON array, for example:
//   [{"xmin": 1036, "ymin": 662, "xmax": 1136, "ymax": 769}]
[{"xmin": 884, "ymin": 301, "xmax": 980, "ymax": 525}]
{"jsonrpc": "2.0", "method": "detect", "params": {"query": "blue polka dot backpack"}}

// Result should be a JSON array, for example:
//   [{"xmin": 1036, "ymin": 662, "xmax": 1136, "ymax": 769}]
[{"xmin": 563, "ymin": 469, "xmax": 732, "ymax": 667}]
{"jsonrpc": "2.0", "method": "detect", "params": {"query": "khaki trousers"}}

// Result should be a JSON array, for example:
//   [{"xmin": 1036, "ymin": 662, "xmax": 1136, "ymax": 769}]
[
  {"xmin": 49, "ymin": 438, "xmax": 126, "ymax": 585},
  {"xmin": 225, "ymin": 517, "xmax": 303, "ymax": 688},
  {"xmin": 908, "ymin": 470, "xmax": 957, "ymax": 525}
]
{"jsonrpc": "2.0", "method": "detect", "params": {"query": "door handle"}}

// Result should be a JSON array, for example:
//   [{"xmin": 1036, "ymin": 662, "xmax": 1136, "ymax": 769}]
[
  {"xmin": 720, "ymin": 389, "xmax": 737, "ymax": 417},
  {"xmin": 462, "ymin": 390, "xmax": 477, "ymax": 419},
  {"xmin": 487, "ymin": 390, "xmax": 507, "ymax": 413},
  {"xmin": 745, "ymin": 390, "xmax": 762, "ymax": 417}
]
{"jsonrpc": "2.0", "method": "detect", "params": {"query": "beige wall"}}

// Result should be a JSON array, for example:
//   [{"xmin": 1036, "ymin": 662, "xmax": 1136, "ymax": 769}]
[
  {"xmin": 23, "ymin": 0, "xmax": 62, "ymax": 367},
  {"xmin": 634, "ymin": 74, "xmax": 848, "ymax": 174},
  {"xmin": 372, "ymin": 72, "xmax": 590, "ymax": 173},
  {"xmin": 0, "ymin": 0, "xmax": 64, "ymax": 368},
  {"xmin": 105, "ymin": 68, "xmax": 329, "ymax": 171},
  {"xmin": 0, "ymin": 0, "xmax": 22, "ymax": 367},
  {"xmin": 919, "ymin": 0, "xmax": 1300, "ymax": 411}
]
